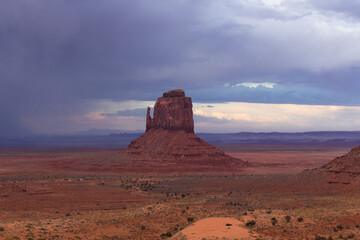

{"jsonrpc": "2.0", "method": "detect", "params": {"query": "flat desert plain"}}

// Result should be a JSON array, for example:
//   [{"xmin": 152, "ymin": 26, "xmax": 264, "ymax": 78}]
[{"xmin": 0, "ymin": 143, "xmax": 359, "ymax": 239}]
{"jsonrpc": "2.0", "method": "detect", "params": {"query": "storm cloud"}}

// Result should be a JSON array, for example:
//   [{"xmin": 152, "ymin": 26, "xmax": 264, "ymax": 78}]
[{"xmin": 1, "ymin": 0, "xmax": 360, "ymax": 135}]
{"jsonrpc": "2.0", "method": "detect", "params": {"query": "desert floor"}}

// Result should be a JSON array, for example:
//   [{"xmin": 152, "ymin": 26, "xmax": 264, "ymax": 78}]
[{"xmin": 0, "ymin": 143, "xmax": 359, "ymax": 239}]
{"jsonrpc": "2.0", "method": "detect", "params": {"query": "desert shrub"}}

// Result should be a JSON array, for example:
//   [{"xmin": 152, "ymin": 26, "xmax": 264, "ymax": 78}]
[
  {"xmin": 271, "ymin": 217, "xmax": 277, "ymax": 225},
  {"xmin": 246, "ymin": 220, "xmax": 256, "ymax": 227},
  {"xmin": 337, "ymin": 224, "xmax": 344, "ymax": 230},
  {"xmin": 0, "ymin": 227, "xmax": 4, "ymax": 231},
  {"xmin": 355, "ymin": 224, "xmax": 359, "ymax": 228},
  {"xmin": 160, "ymin": 232, "xmax": 172, "ymax": 238},
  {"xmin": 327, "ymin": 237, "xmax": 333, "ymax": 240},
  {"xmin": 141, "ymin": 225, "xmax": 145, "ymax": 230},
  {"xmin": 314, "ymin": 235, "xmax": 326, "ymax": 240},
  {"xmin": 285, "ymin": 216, "xmax": 291, "ymax": 223},
  {"xmin": 242, "ymin": 212, "xmax": 247, "ymax": 216},
  {"xmin": 297, "ymin": 217, "xmax": 304, "ymax": 222},
  {"xmin": 187, "ymin": 217, "xmax": 194, "ymax": 223},
  {"xmin": 226, "ymin": 223, "xmax": 232, "ymax": 226},
  {"xmin": 266, "ymin": 210, "xmax": 272, "ymax": 214},
  {"xmin": 348, "ymin": 234, "xmax": 355, "ymax": 239},
  {"xmin": 181, "ymin": 194, "xmax": 186, "ymax": 198}
]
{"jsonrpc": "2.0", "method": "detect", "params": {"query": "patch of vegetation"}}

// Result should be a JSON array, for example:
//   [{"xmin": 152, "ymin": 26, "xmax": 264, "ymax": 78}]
[
  {"xmin": 314, "ymin": 235, "xmax": 326, "ymax": 240},
  {"xmin": 25, "ymin": 232, "xmax": 35, "ymax": 240},
  {"xmin": 271, "ymin": 217, "xmax": 277, "ymax": 225},
  {"xmin": 160, "ymin": 232, "xmax": 172, "ymax": 238},
  {"xmin": 285, "ymin": 215, "xmax": 291, "ymax": 223},
  {"xmin": 187, "ymin": 217, "xmax": 194, "ymax": 223},
  {"xmin": 297, "ymin": 217, "xmax": 304, "ymax": 222},
  {"xmin": 226, "ymin": 223, "xmax": 232, "ymax": 226},
  {"xmin": 336, "ymin": 224, "xmax": 344, "ymax": 230},
  {"xmin": 226, "ymin": 201, "xmax": 240, "ymax": 206},
  {"xmin": 266, "ymin": 210, "xmax": 272, "ymax": 214},
  {"xmin": 246, "ymin": 220, "xmax": 256, "ymax": 227},
  {"xmin": 0, "ymin": 227, "xmax": 4, "ymax": 231},
  {"xmin": 347, "ymin": 234, "xmax": 355, "ymax": 239}
]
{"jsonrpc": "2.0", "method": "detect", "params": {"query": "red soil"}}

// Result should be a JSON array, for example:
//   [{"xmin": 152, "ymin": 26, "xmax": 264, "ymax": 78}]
[{"xmin": 0, "ymin": 144, "xmax": 359, "ymax": 239}]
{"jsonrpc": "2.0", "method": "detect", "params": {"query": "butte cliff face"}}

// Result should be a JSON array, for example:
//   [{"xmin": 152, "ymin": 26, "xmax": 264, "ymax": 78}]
[
  {"xmin": 146, "ymin": 89, "xmax": 194, "ymax": 133},
  {"xmin": 123, "ymin": 89, "xmax": 247, "ymax": 168}
]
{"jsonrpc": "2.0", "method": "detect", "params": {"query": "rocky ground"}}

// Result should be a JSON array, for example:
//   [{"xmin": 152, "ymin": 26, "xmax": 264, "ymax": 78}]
[{"xmin": 0, "ymin": 143, "xmax": 359, "ymax": 239}]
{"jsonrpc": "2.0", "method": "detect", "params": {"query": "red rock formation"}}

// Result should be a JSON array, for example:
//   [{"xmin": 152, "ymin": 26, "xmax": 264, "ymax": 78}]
[
  {"xmin": 123, "ymin": 89, "xmax": 247, "ymax": 168},
  {"xmin": 322, "ymin": 145, "xmax": 360, "ymax": 173},
  {"xmin": 146, "ymin": 89, "xmax": 194, "ymax": 133}
]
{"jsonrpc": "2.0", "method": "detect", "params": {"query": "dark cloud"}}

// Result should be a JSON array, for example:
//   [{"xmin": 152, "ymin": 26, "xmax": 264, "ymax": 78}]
[
  {"xmin": 1, "ymin": 0, "xmax": 360, "ymax": 135},
  {"xmin": 0, "ymin": 0, "xmax": 198, "ymax": 136}
]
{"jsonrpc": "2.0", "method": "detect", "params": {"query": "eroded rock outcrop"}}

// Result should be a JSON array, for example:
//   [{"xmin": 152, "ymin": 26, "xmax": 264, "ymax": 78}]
[
  {"xmin": 322, "ymin": 145, "xmax": 360, "ymax": 174},
  {"xmin": 123, "ymin": 89, "xmax": 247, "ymax": 168},
  {"xmin": 146, "ymin": 89, "xmax": 194, "ymax": 133}
]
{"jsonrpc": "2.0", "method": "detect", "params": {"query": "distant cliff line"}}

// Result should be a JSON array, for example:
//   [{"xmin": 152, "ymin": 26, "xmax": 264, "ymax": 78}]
[{"xmin": 1, "ymin": 131, "xmax": 360, "ymax": 148}]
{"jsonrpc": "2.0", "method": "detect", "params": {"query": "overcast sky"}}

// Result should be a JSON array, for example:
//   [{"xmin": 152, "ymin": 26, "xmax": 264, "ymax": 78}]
[{"xmin": 1, "ymin": 0, "xmax": 360, "ymax": 136}]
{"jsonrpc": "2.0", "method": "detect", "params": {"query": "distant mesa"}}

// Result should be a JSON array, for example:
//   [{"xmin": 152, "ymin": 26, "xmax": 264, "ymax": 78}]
[
  {"xmin": 322, "ymin": 145, "xmax": 360, "ymax": 174},
  {"xmin": 123, "ymin": 89, "xmax": 247, "ymax": 167}
]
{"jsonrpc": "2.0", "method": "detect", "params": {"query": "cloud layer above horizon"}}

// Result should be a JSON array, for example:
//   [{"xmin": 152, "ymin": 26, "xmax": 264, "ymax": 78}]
[{"xmin": 1, "ymin": 0, "xmax": 360, "ymax": 136}]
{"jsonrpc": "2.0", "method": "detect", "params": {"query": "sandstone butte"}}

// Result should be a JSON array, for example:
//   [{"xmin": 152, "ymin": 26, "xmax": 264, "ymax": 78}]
[{"xmin": 123, "ymin": 89, "xmax": 248, "ymax": 167}]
